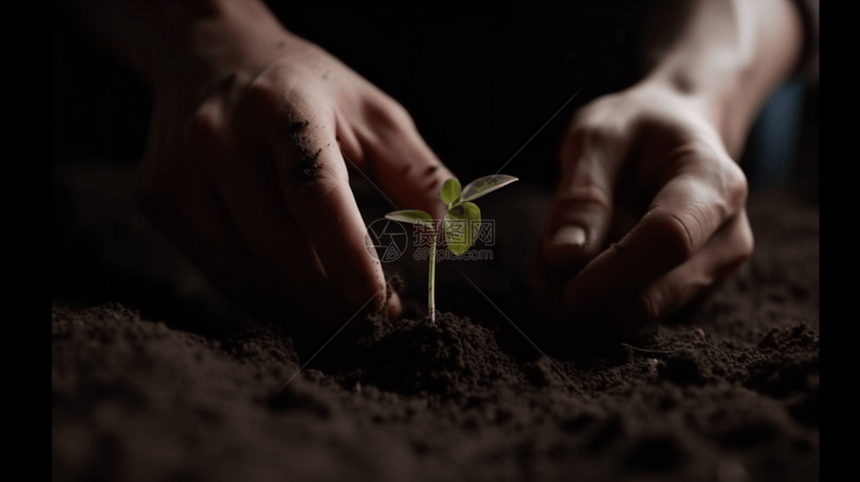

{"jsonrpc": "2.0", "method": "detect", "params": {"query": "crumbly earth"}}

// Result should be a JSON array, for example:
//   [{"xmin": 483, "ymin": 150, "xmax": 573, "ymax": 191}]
[
  {"xmin": 52, "ymin": 162, "xmax": 819, "ymax": 482},
  {"xmin": 281, "ymin": 115, "xmax": 322, "ymax": 193}
]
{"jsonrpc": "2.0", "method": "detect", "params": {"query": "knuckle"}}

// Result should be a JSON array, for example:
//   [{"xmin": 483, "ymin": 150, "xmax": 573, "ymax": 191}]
[
  {"xmin": 733, "ymin": 218, "xmax": 755, "ymax": 264},
  {"xmin": 386, "ymin": 101, "xmax": 415, "ymax": 128},
  {"xmin": 574, "ymin": 94, "xmax": 621, "ymax": 121},
  {"xmin": 185, "ymin": 108, "xmax": 224, "ymax": 144},
  {"xmin": 681, "ymin": 145, "xmax": 748, "ymax": 215},
  {"xmin": 242, "ymin": 80, "xmax": 309, "ymax": 127},
  {"xmin": 557, "ymin": 183, "xmax": 613, "ymax": 213},
  {"xmin": 368, "ymin": 96, "xmax": 416, "ymax": 133},
  {"xmin": 563, "ymin": 121, "xmax": 627, "ymax": 166},
  {"xmin": 647, "ymin": 207, "xmax": 697, "ymax": 263},
  {"xmin": 245, "ymin": 79, "xmax": 283, "ymax": 109},
  {"xmin": 569, "ymin": 123, "xmax": 624, "ymax": 150},
  {"xmin": 724, "ymin": 163, "xmax": 749, "ymax": 209}
]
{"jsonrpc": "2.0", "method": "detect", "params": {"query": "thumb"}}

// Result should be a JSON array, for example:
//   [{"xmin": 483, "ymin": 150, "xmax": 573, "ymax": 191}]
[{"xmin": 543, "ymin": 128, "xmax": 627, "ymax": 271}]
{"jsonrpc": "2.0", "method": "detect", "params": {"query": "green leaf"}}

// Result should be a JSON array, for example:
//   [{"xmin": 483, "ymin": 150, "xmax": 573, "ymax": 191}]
[
  {"xmin": 460, "ymin": 175, "xmax": 518, "ymax": 202},
  {"xmin": 444, "ymin": 202, "xmax": 481, "ymax": 256},
  {"xmin": 439, "ymin": 178, "xmax": 461, "ymax": 205},
  {"xmin": 385, "ymin": 209, "xmax": 434, "ymax": 226}
]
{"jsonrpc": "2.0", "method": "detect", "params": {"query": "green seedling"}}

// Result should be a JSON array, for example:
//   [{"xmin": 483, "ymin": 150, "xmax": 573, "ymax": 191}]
[{"xmin": 385, "ymin": 174, "xmax": 518, "ymax": 323}]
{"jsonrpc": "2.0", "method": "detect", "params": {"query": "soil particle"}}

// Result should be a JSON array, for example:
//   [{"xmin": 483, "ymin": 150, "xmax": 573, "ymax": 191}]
[
  {"xmin": 283, "ymin": 115, "xmax": 323, "ymax": 194},
  {"xmin": 353, "ymin": 312, "xmax": 520, "ymax": 396},
  {"xmin": 386, "ymin": 273, "xmax": 404, "ymax": 301},
  {"xmin": 269, "ymin": 377, "xmax": 335, "ymax": 418},
  {"xmin": 586, "ymin": 414, "xmax": 624, "ymax": 452},
  {"xmin": 756, "ymin": 323, "xmax": 819, "ymax": 352},
  {"xmin": 787, "ymin": 381, "xmax": 819, "ymax": 427},
  {"xmin": 743, "ymin": 323, "xmax": 819, "ymax": 399},
  {"xmin": 52, "ymin": 185, "xmax": 820, "ymax": 482},
  {"xmin": 525, "ymin": 357, "xmax": 561, "ymax": 388},
  {"xmin": 658, "ymin": 349, "xmax": 712, "ymax": 386},
  {"xmin": 716, "ymin": 420, "xmax": 779, "ymax": 449},
  {"xmin": 558, "ymin": 412, "xmax": 597, "ymax": 433},
  {"xmin": 622, "ymin": 434, "xmax": 687, "ymax": 472}
]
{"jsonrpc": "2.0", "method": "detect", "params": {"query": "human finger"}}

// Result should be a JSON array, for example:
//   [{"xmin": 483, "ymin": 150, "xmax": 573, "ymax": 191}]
[
  {"xmin": 582, "ymin": 209, "xmax": 753, "ymax": 334},
  {"xmin": 341, "ymin": 96, "xmax": 455, "ymax": 220},
  {"xmin": 543, "ymin": 122, "xmax": 631, "ymax": 272},
  {"xmin": 560, "ymin": 148, "xmax": 748, "ymax": 323},
  {"xmin": 267, "ymin": 102, "xmax": 396, "ymax": 318}
]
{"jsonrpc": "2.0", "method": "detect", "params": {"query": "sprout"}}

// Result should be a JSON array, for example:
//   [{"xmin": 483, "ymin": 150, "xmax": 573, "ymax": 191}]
[{"xmin": 385, "ymin": 174, "xmax": 518, "ymax": 323}]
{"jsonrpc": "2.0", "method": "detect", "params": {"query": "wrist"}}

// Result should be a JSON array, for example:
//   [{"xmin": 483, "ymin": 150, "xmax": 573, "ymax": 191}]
[
  {"xmin": 635, "ymin": 0, "xmax": 804, "ymax": 160},
  {"xmin": 637, "ymin": 66, "xmax": 739, "ymax": 156},
  {"xmin": 144, "ymin": 1, "xmax": 297, "ymax": 107}
]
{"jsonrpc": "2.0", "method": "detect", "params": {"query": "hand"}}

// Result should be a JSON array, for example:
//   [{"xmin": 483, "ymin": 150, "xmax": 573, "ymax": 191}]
[
  {"xmin": 531, "ymin": 83, "xmax": 753, "ymax": 335},
  {"xmin": 136, "ymin": 27, "xmax": 453, "ymax": 327}
]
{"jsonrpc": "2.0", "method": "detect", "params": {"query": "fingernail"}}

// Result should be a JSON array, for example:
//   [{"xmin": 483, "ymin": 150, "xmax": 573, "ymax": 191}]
[
  {"xmin": 387, "ymin": 291, "xmax": 402, "ymax": 320},
  {"xmin": 550, "ymin": 225, "xmax": 586, "ymax": 249}
]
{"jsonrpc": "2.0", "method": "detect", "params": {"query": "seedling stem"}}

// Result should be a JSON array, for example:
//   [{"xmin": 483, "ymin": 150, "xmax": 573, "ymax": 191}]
[{"xmin": 385, "ymin": 174, "xmax": 517, "ymax": 323}]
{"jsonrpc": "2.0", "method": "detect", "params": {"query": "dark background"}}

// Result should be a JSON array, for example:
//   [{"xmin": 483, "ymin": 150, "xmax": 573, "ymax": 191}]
[
  {"xmin": 52, "ymin": 1, "xmax": 819, "ymax": 314},
  {"xmin": 53, "ymin": 1, "xmax": 818, "ymax": 191},
  {"xmin": 53, "ymin": 1, "xmax": 657, "ymax": 185}
]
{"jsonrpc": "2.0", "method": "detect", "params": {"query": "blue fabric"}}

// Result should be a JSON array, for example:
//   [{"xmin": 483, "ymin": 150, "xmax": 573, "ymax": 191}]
[{"xmin": 745, "ymin": 80, "xmax": 806, "ymax": 189}]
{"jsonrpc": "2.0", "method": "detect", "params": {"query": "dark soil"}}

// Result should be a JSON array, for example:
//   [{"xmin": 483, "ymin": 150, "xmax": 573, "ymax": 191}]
[{"xmin": 53, "ymin": 161, "xmax": 819, "ymax": 482}]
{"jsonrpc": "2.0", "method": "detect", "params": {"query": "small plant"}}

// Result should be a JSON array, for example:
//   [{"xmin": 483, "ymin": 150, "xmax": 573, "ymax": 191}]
[{"xmin": 385, "ymin": 174, "xmax": 518, "ymax": 323}]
